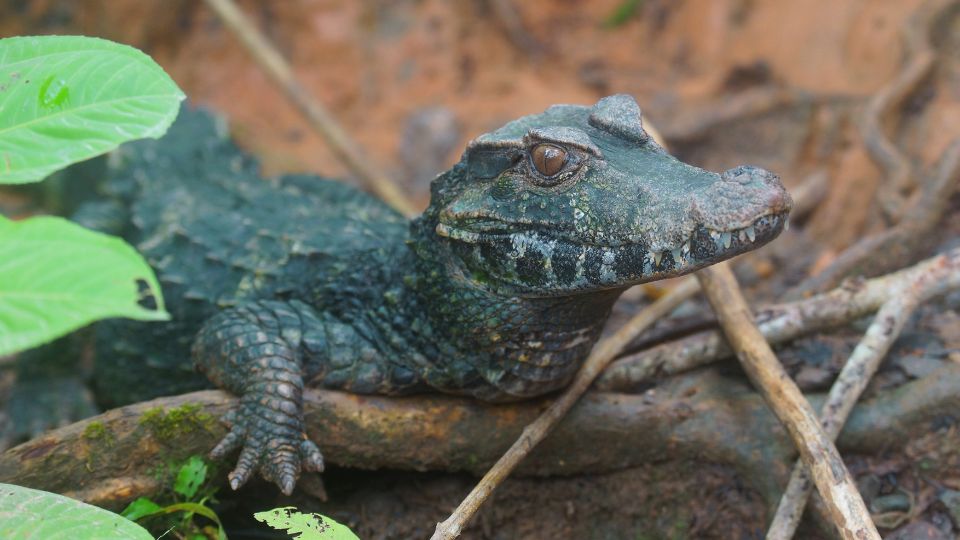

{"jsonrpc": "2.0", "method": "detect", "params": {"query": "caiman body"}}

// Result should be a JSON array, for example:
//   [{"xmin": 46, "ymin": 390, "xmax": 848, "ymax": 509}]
[{"xmin": 61, "ymin": 95, "xmax": 791, "ymax": 493}]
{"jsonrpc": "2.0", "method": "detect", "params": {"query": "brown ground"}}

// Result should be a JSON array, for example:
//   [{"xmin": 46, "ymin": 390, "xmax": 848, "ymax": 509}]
[{"xmin": 2, "ymin": 1, "xmax": 960, "ymax": 538}]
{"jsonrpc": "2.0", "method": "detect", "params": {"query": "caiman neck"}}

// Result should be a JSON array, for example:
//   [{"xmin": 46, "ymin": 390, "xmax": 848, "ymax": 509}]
[{"xmin": 406, "ymin": 214, "xmax": 624, "ymax": 400}]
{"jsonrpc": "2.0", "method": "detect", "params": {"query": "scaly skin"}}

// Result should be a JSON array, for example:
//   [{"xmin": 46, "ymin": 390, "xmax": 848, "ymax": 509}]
[{"xmin": 76, "ymin": 95, "xmax": 791, "ymax": 494}]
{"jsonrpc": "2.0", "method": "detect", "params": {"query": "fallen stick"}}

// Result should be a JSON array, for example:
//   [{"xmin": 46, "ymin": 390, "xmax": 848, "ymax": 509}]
[
  {"xmin": 202, "ymin": 0, "xmax": 418, "ymax": 217},
  {"xmin": 696, "ymin": 262, "xmax": 880, "ymax": 540},
  {"xmin": 429, "ymin": 278, "xmax": 700, "ymax": 540},
  {"xmin": 765, "ymin": 249, "xmax": 960, "ymax": 538},
  {"xmin": 598, "ymin": 246, "xmax": 960, "ymax": 392}
]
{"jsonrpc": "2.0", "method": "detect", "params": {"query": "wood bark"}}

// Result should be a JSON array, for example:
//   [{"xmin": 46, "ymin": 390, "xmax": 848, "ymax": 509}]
[{"xmin": 1, "ymin": 364, "xmax": 957, "ymax": 515}]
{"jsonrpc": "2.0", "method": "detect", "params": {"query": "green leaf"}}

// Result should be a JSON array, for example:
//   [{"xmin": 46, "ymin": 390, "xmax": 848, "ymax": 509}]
[
  {"xmin": 0, "ymin": 35, "xmax": 185, "ymax": 184},
  {"xmin": 163, "ymin": 502, "xmax": 222, "ymax": 525},
  {"xmin": 121, "ymin": 500, "xmax": 226, "ymax": 540},
  {"xmin": 0, "ymin": 214, "xmax": 168, "ymax": 356},
  {"xmin": 0, "ymin": 483, "xmax": 154, "ymax": 540},
  {"xmin": 174, "ymin": 456, "xmax": 208, "ymax": 499},
  {"xmin": 121, "ymin": 497, "xmax": 163, "ymax": 521},
  {"xmin": 254, "ymin": 507, "xmax": 360, "ymax": 540},
  {"xmin": 604, "ymin": 0, "xmax": 644, "ymax": 28}
]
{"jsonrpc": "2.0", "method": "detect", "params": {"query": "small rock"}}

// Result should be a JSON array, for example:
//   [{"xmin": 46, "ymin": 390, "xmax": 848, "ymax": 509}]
[
  {"xmin": 939, "ymin": 489, "xmax": 960, "ymax": 528},
  {"xmin": 855, "ymin": 474, "xmax": 882, "ymax": 505},
  {"xmin": 871, "ymin": 492, "xmax": 912, "ymax": 514}
]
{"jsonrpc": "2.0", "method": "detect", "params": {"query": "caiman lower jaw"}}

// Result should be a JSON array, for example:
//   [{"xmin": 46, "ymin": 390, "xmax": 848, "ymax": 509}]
[
  {"xmin": 436, "ymin": 210, "xmax": 790, "ymax": 294},
  {"xmin": 676, "ymin": 210, "xmax": 790, "ymax": 270}
]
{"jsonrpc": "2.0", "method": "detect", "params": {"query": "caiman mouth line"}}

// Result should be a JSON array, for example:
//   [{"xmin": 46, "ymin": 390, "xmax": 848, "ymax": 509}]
[{"xmin": 435, "ymin": 211, "xmax": 790, "ymax": 261}]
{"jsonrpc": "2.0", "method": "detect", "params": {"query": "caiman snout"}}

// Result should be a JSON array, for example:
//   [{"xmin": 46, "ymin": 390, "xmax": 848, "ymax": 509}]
[{"xmin": 720, "ymin": 165, "xmax": 793, "ymax": 216}]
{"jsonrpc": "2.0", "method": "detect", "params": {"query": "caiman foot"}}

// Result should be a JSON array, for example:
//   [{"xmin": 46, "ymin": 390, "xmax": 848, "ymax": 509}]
[
  {"xmin": 193, "ymin": 299, "xmax": 330, "ymax": 494},
  {"xmin": 210, "ymin": 393, "xmax": 324, "ymax": 495}
]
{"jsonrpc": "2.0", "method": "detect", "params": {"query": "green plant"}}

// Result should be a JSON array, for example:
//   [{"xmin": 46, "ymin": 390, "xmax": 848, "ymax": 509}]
[
  {"xmin": 122, "ymin": 455, "xmax": 226, "ymax": 540},
  {"xmin": 604, "ymin": 0, "xmax": 645, "ymax": 28},
  {"xmin": 0, "ymin": 35, "xmax": 185, "ymax": 356},
  {"xmin": 255, "ymin": 507, "xmax": 360, "ymax": 540},
  {"xmin": 0, "ymin": 483, "xmax": 154, "ymax": 539}
]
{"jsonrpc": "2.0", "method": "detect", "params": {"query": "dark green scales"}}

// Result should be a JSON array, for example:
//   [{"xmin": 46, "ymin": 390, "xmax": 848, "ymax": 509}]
[{"xmin": 59, "ymin": 96, "xmax": 793, "ymax": 494}]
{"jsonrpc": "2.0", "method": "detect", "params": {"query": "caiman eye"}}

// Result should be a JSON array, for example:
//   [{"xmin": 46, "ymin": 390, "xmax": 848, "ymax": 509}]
[{"xmin": 530, "ymin": 143, "xmax": 567, "ymax": 177}]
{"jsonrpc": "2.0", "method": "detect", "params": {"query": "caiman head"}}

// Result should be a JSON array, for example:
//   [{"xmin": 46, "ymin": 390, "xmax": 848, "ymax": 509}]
[{"xmin": 421, "ymin": 94, "xmax": 792, "ymax": 296}]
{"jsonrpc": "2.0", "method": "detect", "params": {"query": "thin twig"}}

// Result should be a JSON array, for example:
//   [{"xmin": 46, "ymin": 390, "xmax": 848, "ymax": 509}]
[
  {"xmin": 789, "ymin": 138, "xmax": 960, "ymax": 297},
  {"xmin": 861, "ymin": 0, "xmax": 950, "ymax": 221},
  {"xmin": 430, "ymin": 278, "xmax": 700, "ymax": 540},
  {"xmin": 766, "ymin": 251, "xmax": 960, "ymax": 539},
  {"xmin": 202, "ymin": 0, "xmax": 418, "ymax": 217},
  {"xmin": 696, "ymin": 263, "xmax": 880, "ymax": 540},
  {"xmin": 597, "ymin": 246, "xmax": 960, "ymax": 391}
]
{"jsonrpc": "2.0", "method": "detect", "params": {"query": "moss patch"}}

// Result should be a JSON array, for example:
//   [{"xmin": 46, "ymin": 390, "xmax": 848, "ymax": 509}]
[
  {"xmin": 138, "ymin": 403, "xmax": 215, "ymax": 441},
  {"xmin": 82, "ymin": 421, "xmax": 114, "ymax": 446}
]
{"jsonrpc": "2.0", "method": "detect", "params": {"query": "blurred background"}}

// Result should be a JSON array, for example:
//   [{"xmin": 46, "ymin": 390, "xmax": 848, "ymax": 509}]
[
  {"xmin": 2, "ymin": 1, "xmax": 959, "ymax": 538},
  {"xmin": 3, "ymin": 0, "xmax": 957, "ymax": 253}
]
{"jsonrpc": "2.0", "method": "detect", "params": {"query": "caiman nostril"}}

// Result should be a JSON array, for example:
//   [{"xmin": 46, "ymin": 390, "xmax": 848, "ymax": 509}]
[{"xmin": 721, "ymin": 165, "xmax": 776, "ymax": 186}]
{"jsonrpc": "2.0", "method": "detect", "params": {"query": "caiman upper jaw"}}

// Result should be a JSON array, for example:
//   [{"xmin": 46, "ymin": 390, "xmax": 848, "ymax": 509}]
[{"xmin": 692, "ymin": 165, "xmax": 793, "ymax": 233}]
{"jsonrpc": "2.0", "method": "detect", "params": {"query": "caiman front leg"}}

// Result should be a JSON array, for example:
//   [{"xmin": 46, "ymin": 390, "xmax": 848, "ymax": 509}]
[{"xmin": 192, "ymin": 299, "xmax": 327, "ymax": 495}]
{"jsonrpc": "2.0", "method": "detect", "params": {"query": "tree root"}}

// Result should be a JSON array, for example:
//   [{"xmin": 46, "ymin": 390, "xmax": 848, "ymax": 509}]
[
  {"xmin": 789, "ymin": 139, "xmax": 960, "ymax": 298},
  {"xmin": 861, "ymin": 0, "xmax": 953, "ymax": 221},
  {"xmin": 599, "ymin": 247, "xmax": 960, "ymax": 391},
  {"xmin": 1, "ymin": 364, "xmax": 958, "ymax": 521}
]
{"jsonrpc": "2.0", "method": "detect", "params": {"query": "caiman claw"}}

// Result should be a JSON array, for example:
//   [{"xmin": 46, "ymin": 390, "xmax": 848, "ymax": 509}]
[{"xmin": 210, "ymin": 396, "xmax": 324, "ymax": 495}]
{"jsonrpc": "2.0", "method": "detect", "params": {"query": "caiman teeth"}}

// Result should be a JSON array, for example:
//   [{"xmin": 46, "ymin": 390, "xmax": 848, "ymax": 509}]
[
  {"xmin": 784, "ymin": 217, "xmax": 790, "ymax": 231},
  {"xmin": 436, "ymin": 222, "xmax": 481, "ymax": 243},
  {"xmin": 671, "ymin": 248, "xmax": 682, "ymax": 265},
  {"xmin": 696, "ymin": 212, "xmax": 787, "ymax": 258},
  {"xmin": 653, "ymin": 251, "xmax": 663, "ymax": 266},
  {"xmin": 721, "ymin": 231, "xmax": 732, "ymax": 249}
]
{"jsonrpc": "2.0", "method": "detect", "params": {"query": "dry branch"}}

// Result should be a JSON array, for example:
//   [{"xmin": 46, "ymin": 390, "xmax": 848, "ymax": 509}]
[
  {"xmin": 430, "ymin": 279, "xmax": 700, "ymax": 540},
  {"xmin": 598, "ymin": 246, "xmax": 960, "ymax": 392},
  {"xmin": 203, "ymin": 0, "xmax": 418, "ymax": 216},
  {"xmin": 696, "ymin": 263, "xmax": 880, "ymax": 540},
  {"xmin": 766, "ymin": 251, "xmax": 960, "ymax": 539}
]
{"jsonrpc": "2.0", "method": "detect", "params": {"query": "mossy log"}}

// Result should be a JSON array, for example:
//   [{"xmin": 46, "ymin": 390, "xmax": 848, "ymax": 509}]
[{"xmin": 1, "ymin": 365, "xmax": 957, "ymax": 513}]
